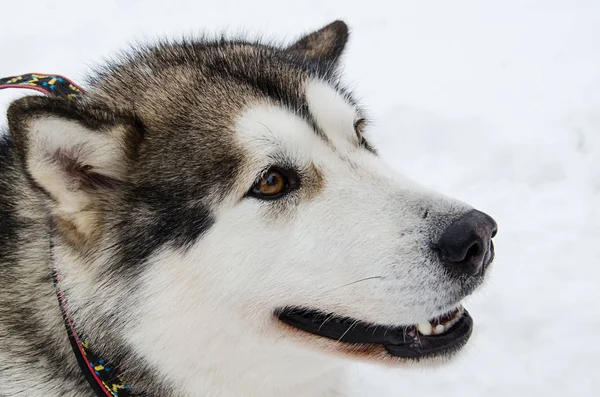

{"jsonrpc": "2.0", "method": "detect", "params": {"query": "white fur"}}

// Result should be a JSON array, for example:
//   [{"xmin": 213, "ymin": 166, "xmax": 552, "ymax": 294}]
[
  {"xmin": 27, "ymin": 117, "xmax": 127, "ymax": 211},
  {"xmin": 25, "ymin": 117, "xmax": 129, "ymax": 235},
  {"xmin": 305, "ymin": 80, "xmax": 358, "ymax": 152}
]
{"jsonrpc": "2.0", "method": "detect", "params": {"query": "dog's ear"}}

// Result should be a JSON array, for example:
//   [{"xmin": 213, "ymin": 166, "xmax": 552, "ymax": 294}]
[
  {"xmin": 285, "ymin": 20, "xmax": 349, "ymax": 68},
  {"xmin": 7, "ymin": 96, "xmax": 142, "ymax": 237}
]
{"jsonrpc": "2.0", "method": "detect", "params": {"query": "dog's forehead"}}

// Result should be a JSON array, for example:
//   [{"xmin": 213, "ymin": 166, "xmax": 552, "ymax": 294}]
[
  {"xmin": 86, "ymin": 40, "xmax": 360, "ymax": 134},
  {"xmin": 87, "ymin": 42, "xmax": 314, "ymax": 115},
  {"xmin": 86, "ymin": 42, "xmax": 360, "ymax": 188},
  {"xmin": 235, "ymin": 79, "xmax": 359, "ymax": 159}
]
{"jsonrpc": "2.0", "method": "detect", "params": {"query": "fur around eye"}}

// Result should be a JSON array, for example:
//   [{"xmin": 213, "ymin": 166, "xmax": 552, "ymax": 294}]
[{"xmin": 248, "ymin": 167, "xmax": 299, "ymax": 200}]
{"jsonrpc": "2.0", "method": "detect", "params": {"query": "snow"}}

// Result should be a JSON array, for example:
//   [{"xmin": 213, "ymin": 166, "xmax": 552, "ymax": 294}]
[{"xmin": 1, "ymin": 1, "xmax": 598, "ymax": 395}]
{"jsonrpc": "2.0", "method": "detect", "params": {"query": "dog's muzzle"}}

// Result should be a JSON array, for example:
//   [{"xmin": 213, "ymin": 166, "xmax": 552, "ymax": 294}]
[{"xmin": 276, "ymin": 209, "xmax": 497, "ymax": 361}]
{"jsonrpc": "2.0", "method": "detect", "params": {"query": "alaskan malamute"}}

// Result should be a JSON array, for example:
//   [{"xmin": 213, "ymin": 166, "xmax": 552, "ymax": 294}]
[{"xmin": 0, "ymin": 20, "xmax": 497, "ymax": 397}]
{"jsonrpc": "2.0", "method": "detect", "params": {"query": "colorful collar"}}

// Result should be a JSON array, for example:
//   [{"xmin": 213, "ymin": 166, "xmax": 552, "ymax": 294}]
[
  {"xmin": 0, "ymin": 73, "xmax": 85, "ymax": 100},
  {"xmin": 52, "ymin": 265, "xmax": 146, "ymax": 397},
  {"xmin": 1, "ymin": 73, "xmax": 145, "ymax": 396}
]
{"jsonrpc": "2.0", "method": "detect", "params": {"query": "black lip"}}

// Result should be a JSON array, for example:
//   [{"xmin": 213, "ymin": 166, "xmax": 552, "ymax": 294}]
[{"xmin": 277, "ymin": 307, "xmax": 473, "ymax": 359}]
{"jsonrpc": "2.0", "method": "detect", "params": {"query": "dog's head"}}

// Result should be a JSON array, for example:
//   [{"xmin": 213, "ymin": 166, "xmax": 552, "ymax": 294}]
[{"xmin": 8, "ymin": 20, "xmax": 496, "ymax": 380}]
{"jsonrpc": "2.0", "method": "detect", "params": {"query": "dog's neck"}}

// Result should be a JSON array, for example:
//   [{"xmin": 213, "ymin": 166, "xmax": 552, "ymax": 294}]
[
  {"xmin": 49, "ymin": 231, "xmax": 348, "ymax": 397},
  {"xmin": 51, "ymin": 244, "xmax": 150, "ymax": 397}
]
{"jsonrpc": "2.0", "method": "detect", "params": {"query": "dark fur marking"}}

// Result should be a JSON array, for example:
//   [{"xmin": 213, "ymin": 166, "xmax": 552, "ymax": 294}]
[
  {"xmin": 114, "ymin": 183, "xmax": 215, "ymax": 272},
  {"xmin": 286, "ymin": 20, "xmax": 350, "ymax": 68},
  {"xmin": 206, "ymin": 59, "xmax": 331, "ymax": 144},
  {"xmin": 8, "ymin": 95, "xmax": 137, "ymax": 133}
]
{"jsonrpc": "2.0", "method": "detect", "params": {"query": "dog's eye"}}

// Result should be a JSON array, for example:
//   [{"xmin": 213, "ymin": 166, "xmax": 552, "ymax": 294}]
[
  {"xmin": 354, "ymin": 118, "xmax": 366, "ymax": 139},
  {"xmin": 249, "ymin": 168, "xmax": 297, "ymax": 200}
]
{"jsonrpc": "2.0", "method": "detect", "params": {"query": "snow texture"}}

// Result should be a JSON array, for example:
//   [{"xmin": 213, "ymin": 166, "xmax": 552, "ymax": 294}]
[{"xmin": 1, "ymin": 1, "xmax": 598, "ymax": 395}]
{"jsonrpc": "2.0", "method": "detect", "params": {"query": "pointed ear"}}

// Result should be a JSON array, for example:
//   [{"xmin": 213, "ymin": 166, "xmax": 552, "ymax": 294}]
[
  {"xmin": 7, "ymin": 96, "xmax": 142, "ymax": 237},
  {"xmin": 285, "ymin": 20, "xmax": 349, "ymax": 67}
]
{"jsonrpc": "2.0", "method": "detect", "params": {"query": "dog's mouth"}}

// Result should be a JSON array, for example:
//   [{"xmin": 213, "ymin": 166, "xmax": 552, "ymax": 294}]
[{"xmin": 276, "ymin": 305, "xmax": 472, "ymax": 360}]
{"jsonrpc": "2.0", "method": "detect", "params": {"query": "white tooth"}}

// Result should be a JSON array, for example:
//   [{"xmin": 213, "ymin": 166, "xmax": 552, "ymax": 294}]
[
  {"xmin": 444, "ymin": 316, "xmax": 458, "ymax": 328},
  {"xmin": 435, "ymin": 324, "xmax": 445, "ymax": 334},
  {"xmin": 443, "ymin": 307, "xmax": 464, "ymax": 328},
  {"xmin": 417, "ymin": 322, "xmax": 432, "ymax": 335}
]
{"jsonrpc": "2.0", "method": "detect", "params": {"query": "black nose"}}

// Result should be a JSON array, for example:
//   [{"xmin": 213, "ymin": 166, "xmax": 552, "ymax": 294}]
[{"xmin": 436, "ymin": 209, "xmax": 497, "ymax": 276}]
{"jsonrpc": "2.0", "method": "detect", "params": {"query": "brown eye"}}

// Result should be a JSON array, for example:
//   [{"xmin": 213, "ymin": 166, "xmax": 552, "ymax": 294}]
[
  {"xmin": 250, "ymin": 168, "xmax": 289, "ymax": 199},
  {"xmin": 354, "ymin": 118, "xmax": 366, "ymax": 139}
]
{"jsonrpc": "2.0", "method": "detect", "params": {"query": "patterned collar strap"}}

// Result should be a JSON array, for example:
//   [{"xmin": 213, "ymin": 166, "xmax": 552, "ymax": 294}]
[
  {"xmin": 0, "ymin": 73, "xmax": 85, "ymax": 99},
  {"xmin": 52, "ymin": 267, "xmax": 145, "ymax": 397},
  {"xmin": 0, "ymin": 72, "xmax": 144, "ymax": 397}
]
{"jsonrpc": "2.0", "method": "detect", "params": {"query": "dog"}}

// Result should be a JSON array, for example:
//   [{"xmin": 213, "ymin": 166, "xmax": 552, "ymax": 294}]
[{"xmin": 0, "ymin": 20, "xmax": 497, "ymax": 397}]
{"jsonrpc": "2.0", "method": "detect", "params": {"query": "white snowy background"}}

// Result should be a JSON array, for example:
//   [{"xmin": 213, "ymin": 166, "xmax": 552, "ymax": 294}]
[{"xmin": 1, "ymin": 1, "xmax": 598, "ymax": 395}]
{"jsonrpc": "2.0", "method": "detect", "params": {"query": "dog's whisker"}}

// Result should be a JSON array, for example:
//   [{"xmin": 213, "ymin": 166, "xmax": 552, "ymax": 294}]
[
  {"xmin": 414, "ymin": 328, "xmax": 422, "ymax": 347},
  {"xmin": 254, "ymin": 121, "xmax": 275, "ymax": 137},
  {"xmin": 337, "ymin": 320, "xmax": 360, "ymax": 342},
  {"xmin": 328, "ymin": 276, "xmax": 385, "ymax": 292},
  {"xmin": 318, "ymin": 314, "xmax": 335, "ymax": 331}
]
